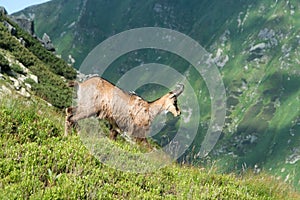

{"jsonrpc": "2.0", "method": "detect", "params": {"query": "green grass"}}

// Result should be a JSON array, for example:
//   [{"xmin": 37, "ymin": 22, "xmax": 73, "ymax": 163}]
[
  {"xmin": 12, "ymin": 0, "xmax": 300, "ymax": 194},
  {"xmin": 0, "ymin": 96, "xmax": 299, "ymax": 199}
]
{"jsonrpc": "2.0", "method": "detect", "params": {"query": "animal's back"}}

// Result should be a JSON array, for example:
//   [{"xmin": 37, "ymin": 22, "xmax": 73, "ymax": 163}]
[
  {"xmin": 75, "ymin": 77, "xmax": 132, "ymax": 120},
  {"xmin": 78, "ymin": 77, "xmax": 150, "ymax": 135}
]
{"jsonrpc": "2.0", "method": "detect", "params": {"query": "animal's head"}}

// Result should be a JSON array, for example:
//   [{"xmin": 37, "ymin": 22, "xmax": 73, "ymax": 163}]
[{"xmin": 160, "ymin": 84, "xmax": 184, "ymax": 117}]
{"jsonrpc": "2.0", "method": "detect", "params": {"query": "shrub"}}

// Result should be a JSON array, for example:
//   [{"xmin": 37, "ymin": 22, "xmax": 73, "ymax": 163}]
[
  {"xmin": 10, "ymin": 63, "xmax": 25, "ymax": 74},
  {"xmin": 0, "ymin": 53, "xmax": 9, "ymax": 71}
]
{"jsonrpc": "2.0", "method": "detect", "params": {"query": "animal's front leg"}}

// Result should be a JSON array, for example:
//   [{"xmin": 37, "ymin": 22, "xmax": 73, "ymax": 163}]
[
  {"xmin": 108, "ymin": 120, "xmax": 121, "ymax": 140},
  {"xmin": 109, "ymin": 129, "xmax": 118, "ymax": 140},
  {"xmin": 132, "ymin": 126, "xmax": 153, "ymax": 149},
  {"xmin": 135, "ymin": 137, "xmax": 150, "ymax": 148}
]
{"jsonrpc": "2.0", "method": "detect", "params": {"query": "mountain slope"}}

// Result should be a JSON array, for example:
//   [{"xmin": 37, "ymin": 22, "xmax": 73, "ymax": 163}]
[
  {"xmin": 14, "ymin": 0, "xmax": 254, "ymax": 68},
  {"xmin": 15, "ymin": 0, "xmax": 300, "ymax": 189},
  {"xmin": 1, "ymin": 92, "xmax": 300, "ymax": 199},
  {"xmin": 0, "ymin": 12, "xmax": 76, "ymax": 108},
  {"xmin": 0, "ymin": 16, "xmax": 298, "ymax": 197}
]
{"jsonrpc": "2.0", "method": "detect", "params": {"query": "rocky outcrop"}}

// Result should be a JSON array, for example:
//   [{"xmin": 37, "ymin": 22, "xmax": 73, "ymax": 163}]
[
  {"xmin": 0, "ymin": 52, "xmax": 38, "ymax": 99},
  {"xmin": 3, "ymin": 21, "xmax": 17, "ymax": 35},
  {"xmin": 10, "ymin": 15, "xmax": 35, "ymax": 35},
  {"xmin": 11, "ymin": 17, "xmax": 56, "ymax": 51},
  {"xmin": 0, "ymin": 6, "xmax": 8, "ymax": 15},
  {"xmin": 0, "ymin": 8, "xmax": 56, "ymax": 52},
  {"xmin": 39, "ymin": 33, "xmax": 55, "ymax": 52}
]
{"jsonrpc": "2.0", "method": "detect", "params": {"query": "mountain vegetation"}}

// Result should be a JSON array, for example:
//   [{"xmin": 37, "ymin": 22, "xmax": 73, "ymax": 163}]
[
  {"xmin": 0, "ymin": 97, "xmax": 299, "ymax": 199},
  {"xmin": 0, "ymin": 0, "xmax": 298, "ymax": 197},
  {"xmin": 0, "ymin": 16, "xmax": 298, "ymax": 199},
  {"xmin": 0, "ymin": 12, "xmax": 76, "ymax": 108},
  {"xmin": 14, "ymin": 0, "xmax": 300, "ymax": 191}
]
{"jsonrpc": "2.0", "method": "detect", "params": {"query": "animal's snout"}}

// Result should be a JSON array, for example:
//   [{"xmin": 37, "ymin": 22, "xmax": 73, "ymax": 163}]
[{"xmin": 174, "ymin": 109, "xmax": 181, "ymax": 117}]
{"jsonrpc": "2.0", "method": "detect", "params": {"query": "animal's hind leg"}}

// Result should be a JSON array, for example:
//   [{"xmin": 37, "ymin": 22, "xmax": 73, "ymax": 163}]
[
  {"xmin": 64, "ymin": 106, "xmax": 79, "ymax": 136},
  {"xmin": 109, "ymin": 121, "xmax": 120, "ymax": 140},
  {"xmin": 110, "ymin": 129, "xmax": 118, "ymax": 140},
  {"xmin": 65, "ymin": 107, "xmax": 75, "ymax": 136}
]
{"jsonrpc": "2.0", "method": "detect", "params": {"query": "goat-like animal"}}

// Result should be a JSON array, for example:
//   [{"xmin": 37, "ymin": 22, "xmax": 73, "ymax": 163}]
[{"xmin": 65, "ymin": 76, "xmax": 184, "ymax": 143}]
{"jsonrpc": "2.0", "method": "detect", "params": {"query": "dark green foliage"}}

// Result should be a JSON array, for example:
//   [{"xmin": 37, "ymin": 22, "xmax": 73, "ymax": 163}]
[
  {"xmin": 10, "ymin": 64, "xmax": 25, "ymax": 74},
  {"xmin": 0, "ymin": 53, "xmax": 9, "ymax": 71},
  {"xmin": 25, "ymin": 41, "xmax": 76, "ymax": 79}
]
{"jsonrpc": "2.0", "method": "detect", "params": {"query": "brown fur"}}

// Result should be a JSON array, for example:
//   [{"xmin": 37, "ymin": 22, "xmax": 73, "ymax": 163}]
[{"xmin": 65, "ymin": 76, "xmax": 184, "ymax": 144}]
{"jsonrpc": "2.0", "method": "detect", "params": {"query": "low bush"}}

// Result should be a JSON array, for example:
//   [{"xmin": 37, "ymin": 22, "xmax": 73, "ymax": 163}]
[{"xmin": 0, "ymin": 53, "xmax": 9, "ymax": 71}]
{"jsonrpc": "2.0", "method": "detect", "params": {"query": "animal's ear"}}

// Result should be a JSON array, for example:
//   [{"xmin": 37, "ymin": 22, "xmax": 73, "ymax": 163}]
[{"xmin": 170, "ymin": 84, "xmax": 184, "ymax": 98}]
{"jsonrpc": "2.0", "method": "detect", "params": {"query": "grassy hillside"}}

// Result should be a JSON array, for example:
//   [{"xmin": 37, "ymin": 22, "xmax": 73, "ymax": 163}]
[
  {"xmin": 14, "ymin": 0, "xmax": 300, "ymax": 190},
  {"xmin": 0, "ymin": 96, "xmax": 299, "ymax": 199},
  {"xmin": 0, "ymin": 2, "xmax": 299, "ymax": 197}
]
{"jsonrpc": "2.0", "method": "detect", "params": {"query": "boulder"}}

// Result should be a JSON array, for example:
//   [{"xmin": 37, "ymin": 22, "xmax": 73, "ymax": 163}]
[
  {"xmin": 28, "ymin": 73, "xmax": 38, "ymax": 83},
  {"xmin": 17, "ymin": 87, "xmax": 30, "ymax": 98},
  {"xmin": 9, "ymin": 77, "xmax": 20, "ymax": 90},
  {"xmin": 3, "ymin": 21, "xmax": 17, "ymax": 35},
  {"xmin": 40, "ymin": 33, "xmax": 55, "ymax": 51},
  {"xmin": 250, "ymin": 43, "xmax": 266, "ymax": 52}
]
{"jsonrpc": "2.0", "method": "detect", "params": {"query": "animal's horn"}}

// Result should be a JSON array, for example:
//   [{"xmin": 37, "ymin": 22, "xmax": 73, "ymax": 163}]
[{"xmin": 172, "ymin": 84, "xmax": 184, "ymax": 97}]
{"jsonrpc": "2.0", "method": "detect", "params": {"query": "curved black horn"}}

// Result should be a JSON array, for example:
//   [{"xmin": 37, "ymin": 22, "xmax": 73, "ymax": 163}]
[{"xmin": 172, "ymin": 84, "xmax": 184, "ymax": 97}]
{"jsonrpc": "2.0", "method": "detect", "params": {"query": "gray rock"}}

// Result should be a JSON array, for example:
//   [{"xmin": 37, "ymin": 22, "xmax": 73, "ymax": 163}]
[
  {"xmin": 0, "ymin": 6, "xmax": 8, "ymax": 15},
  {"xmin": 18, "ymin": 37, "xmax": 26, "ymax": 46},
  {"xmin": 40, "ymin": 33, "xmax": 55, "ymax": 51},
  {"xmin": 250, "ymin": 43, "xmax": 266, "ymax": 52},
  {"xmin": 28, "ymin": 74, "xmax": 38, "ymax": 83},
  {"xmin": 17, "ymin": 87, "xmax": 30, "ymax": 98},
  {"xmin": 76, "ymin": 71, "xmax": 98, "ymax": 82},
  {"xmin": 258, "ymin": 28, "xmax": 275, "ymax": 40},
  {"xmin": 9, "ymin": 77, "xmax": 20, "ymax": 90},
  {"xmin": 258, "ymin": 28, "xmax": 278, "ymax": 47},
  {"xmin": 10, "ymin": 15, "xmax": 35, "ymax": 35},
  {"xmin": 3, "ymin": 21, "xmax": 17, "ymax": 35}
]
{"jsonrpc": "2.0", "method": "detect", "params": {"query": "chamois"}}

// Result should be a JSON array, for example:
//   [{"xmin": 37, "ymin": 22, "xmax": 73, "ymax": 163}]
[{"xmin": 65, "ymin": 76, "xmax": 184, "ymax": 144}]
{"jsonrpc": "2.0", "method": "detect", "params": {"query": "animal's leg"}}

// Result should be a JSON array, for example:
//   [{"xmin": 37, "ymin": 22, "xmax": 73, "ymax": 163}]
[
  {"xmin": 65, "ymin": 107, "xmax": 76, "ymax": 136},
  {"xmin": 110, "ymin": 129, "xmax": 118, "ymax": 140},
  {"xmin": 109, "ymin": 121, "xmax": 121, "ymax": 140},
  {"xmin": 133, "ymin": 127, "xmax": 153, "ymax": 149},
  {"xmin": 135, "ymin": 137, "xmax": 148, "ymax": 144},
  {"xmin": 65, "ymin": 107, "xmax": 98, "ymax": 136}
]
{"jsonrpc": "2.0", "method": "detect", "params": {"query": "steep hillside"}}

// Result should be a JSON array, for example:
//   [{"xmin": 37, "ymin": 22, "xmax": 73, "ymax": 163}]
[
  {"xmin": 0, "ymin": 11, "xmax": 76, "ymax": 108},
  {"xmin": 0, "ymin": 88, "xmax": 299, "ymax": 199},
  {"xmin": 0, "ymin": 14, "xmax": 299, "ymax": 198},
  {"xmin": 15, "ymin": 0, "xmax": 300, "ymax": 190}
]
